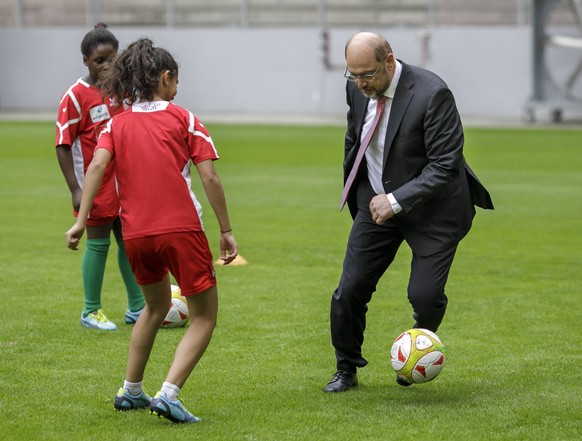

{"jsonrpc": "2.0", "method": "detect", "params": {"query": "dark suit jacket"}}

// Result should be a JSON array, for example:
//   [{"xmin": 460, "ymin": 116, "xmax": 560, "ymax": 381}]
[{"xmin": 344, "ymin": 61, "xmax": 493, "ymax": 257}]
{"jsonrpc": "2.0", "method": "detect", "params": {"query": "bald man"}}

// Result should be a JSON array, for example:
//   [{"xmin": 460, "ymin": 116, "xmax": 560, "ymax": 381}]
[{"xmin": 324, "ymin": 32, "xmax": 493, "ymax": 392}]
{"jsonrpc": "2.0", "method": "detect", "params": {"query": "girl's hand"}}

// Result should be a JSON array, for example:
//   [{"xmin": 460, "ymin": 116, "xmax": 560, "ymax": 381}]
[
  {"xmin": 219, "ymin": 231, "xmax": 238, "ymax": 265},
  {"xmin": 65, "ymin": 223, "xmax": 86, "ymax": 250}
]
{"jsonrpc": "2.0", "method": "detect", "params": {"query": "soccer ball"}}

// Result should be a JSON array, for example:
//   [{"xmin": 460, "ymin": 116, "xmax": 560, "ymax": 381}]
[
  {"xmin": 390, "ymin": 328, "xmax": 445, "ymax": 384},
  {"xmin": 161, "ymin": 285, "xmax": 189, "ymax": 328}
]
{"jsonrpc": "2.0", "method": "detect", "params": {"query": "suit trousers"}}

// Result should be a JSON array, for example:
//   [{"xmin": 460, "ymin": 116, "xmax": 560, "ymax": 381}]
[{"xmin": 330, "ymin": 179, "xmax": 457, "ymax": 371}]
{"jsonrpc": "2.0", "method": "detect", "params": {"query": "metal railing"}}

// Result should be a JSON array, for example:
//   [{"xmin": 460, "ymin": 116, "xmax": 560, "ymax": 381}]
[{"xmin": 0, "ymin": 0, "xmax": 535, "ymax": 29}]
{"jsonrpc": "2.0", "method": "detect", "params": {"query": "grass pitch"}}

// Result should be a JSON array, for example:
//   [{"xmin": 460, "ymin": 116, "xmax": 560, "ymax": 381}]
[{"xmin": 0, "ymin": 121, "xmax": 581, "ymax": 440}]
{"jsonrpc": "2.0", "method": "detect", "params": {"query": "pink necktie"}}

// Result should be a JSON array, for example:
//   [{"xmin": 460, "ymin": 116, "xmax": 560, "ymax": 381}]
[{"xmin": 340, "ymin": 96, "xmax": 386, "ymax": 210}]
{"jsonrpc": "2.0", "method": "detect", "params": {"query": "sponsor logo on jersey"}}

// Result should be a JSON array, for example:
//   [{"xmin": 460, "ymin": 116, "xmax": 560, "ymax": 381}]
[{"xmin": 89, "ymin": 104, "xmax": 111, "ymax": 123}]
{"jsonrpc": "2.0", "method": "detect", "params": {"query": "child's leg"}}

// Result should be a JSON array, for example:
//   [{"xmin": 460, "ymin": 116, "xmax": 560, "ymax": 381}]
[
  {"xmin": 164, "ymin": 285, "xmax": 218, "ymax": 388},
  {"xmin": 112, "ymin": 218, "xmax": 144, "ymax": 313},
  {"xmin": 82, "ymin": 225, "xmax": 111, "ymax": 315},
  {"xmin": 124, "ymin": 274, "xmax": 171, "ymax": 383}
]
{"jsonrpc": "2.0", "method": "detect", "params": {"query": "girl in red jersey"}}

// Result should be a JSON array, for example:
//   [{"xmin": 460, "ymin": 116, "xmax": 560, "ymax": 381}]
[
  {"xmin": 65, "ymin": 38, "xmax": 238, "ymax": 424},
  {"xmin": 56, "ymin": 23, "xmax": 144, "ymax": 331}
]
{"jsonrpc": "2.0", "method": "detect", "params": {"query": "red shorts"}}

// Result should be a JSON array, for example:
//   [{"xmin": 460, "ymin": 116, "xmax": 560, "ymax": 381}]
[
  {"xmin": 124, "ymin": 231, "xmax": 216, "ymax": 296},
  {"xmin": 81, "ymin": 214, "xmax": 119, "ymax": 227}
]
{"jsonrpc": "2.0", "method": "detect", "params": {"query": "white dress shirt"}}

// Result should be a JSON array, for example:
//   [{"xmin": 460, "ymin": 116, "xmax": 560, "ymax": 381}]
[{"xmin": 362, "ymin": 60, "xmax": 403, "ymax": 213}]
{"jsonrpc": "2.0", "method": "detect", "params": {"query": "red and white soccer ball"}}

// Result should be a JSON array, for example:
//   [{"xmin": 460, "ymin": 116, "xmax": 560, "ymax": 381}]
[
  {"xmin": 161, "ymin": 285, "xmax": 189, "ymax": 328},
  {"xmin": 390, "ymin": 328, "xmax": 446, "ymax": 384}
]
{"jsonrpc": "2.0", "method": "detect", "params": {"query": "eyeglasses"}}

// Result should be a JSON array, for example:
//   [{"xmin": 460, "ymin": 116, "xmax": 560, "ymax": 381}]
[{"xmin": 344, "ymin": 63, "xmax": 383, "ymax": 82}]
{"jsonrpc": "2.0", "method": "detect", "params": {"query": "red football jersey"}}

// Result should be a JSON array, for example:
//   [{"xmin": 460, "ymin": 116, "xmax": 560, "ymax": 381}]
[
  {"xmin": 97, "ymin": 101, "xmax": 220, "ymax": 240},
  {"xmin": 56, "ymin": 78, "xmax": 123, "ymax": 222}
]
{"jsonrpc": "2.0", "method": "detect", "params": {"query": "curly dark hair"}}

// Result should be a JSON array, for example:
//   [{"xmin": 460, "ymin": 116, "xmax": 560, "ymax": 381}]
[{"xmin": 98, "ymin": 38, "xmax": 179, "ymax": 105}]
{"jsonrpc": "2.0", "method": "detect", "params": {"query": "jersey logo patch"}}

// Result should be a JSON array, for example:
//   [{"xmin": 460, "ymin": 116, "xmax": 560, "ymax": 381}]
[
  {"xmin": 133, "ymin": 101, "xmax": 170, "ymax": 113},
  {"xmin": 89, "ymin": 104, "xmax": 111, "ymax": 123}
]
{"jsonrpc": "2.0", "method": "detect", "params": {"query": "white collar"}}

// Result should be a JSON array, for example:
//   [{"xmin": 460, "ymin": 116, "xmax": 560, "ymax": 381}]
[{"xmin": 383, "ymin": 60, "xmax": 402, "ymax": 100}]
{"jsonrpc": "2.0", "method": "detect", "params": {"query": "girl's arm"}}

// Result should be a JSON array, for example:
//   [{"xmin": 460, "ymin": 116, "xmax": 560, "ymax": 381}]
[
  {"xmin": 56, "ymin": 145, "xmax": 83, "ymax": 211},
  {"xmin": 65, "ymin": 148, "xmax": 112, "ymax": 250},
  {"xmin": 195, "ymin": 159, "xmax": 238, "ymax": 265}
]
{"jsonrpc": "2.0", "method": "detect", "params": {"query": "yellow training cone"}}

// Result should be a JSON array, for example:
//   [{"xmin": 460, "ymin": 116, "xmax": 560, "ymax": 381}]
[{"xmin": 215, "ymin": 254, "xmax": 248, "ymax": 266}]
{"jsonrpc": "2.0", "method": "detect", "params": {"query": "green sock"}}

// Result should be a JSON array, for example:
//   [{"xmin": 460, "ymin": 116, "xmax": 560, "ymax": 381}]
[
  {"xmin": 82, "ymin": 238, "xmax": 110, "ymax": 316},
  {"xmin": 116, "ymin": 239, "xmax": 144, "ymax": 312}
]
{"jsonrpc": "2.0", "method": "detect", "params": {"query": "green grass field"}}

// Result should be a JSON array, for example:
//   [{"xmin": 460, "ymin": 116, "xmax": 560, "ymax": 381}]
[{"xmin": 0, "ymin": 121, "xmax": 581, "ymax": 440}]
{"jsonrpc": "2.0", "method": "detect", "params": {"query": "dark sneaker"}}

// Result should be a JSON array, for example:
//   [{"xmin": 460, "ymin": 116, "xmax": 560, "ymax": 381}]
[
  {"xmin": 114, "ymin": 387, "xmax": 152, "ymax": 411},
  {"xmin": 150, "ymin": 391, "xmax": 200, "ymax": 423}
]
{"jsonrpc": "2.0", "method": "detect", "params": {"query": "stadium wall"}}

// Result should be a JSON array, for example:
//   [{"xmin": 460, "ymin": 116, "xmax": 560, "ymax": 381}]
[{"xmin": 0, "ymin": 27, "xmax": 530, "ymax": 122}]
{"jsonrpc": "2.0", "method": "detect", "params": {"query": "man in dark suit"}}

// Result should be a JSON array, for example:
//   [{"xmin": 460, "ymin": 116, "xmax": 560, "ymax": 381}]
[{"xmin": 324, "ymin": 32, "xmax": 493, "ymax": 392}]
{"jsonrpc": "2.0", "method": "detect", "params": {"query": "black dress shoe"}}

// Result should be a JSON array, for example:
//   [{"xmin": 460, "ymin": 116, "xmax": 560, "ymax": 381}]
[
  {"xmin": 323, "ymin": 369, "xmax": 358, "ymax": 392},
  {"xmin": 396, "ymin": 375, "xmax": 412, "ymax": 387}
]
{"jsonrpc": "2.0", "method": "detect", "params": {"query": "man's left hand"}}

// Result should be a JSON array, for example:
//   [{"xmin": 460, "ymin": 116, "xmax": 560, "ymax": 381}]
[{"xmin": 369, "ymin": 194, "xmax": 394, "ymax": 225}]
